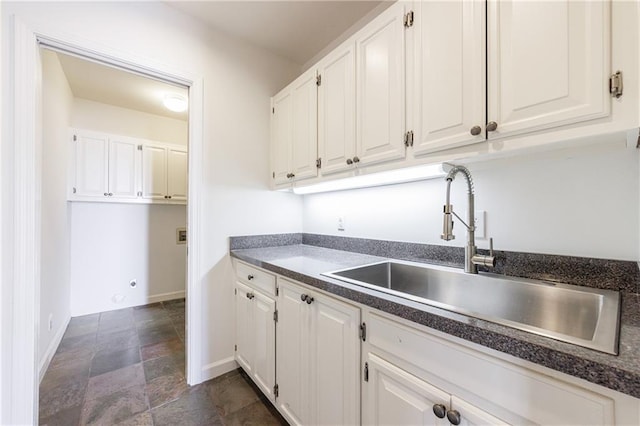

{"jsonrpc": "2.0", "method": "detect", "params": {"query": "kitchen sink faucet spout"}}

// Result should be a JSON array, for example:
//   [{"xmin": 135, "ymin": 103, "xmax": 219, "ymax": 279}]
[{"xmin": 441, "ymin": 164, "xmax": 496, "ymax": 274}]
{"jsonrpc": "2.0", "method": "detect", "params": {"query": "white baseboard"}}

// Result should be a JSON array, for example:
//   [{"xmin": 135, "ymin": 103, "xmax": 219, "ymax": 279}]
[
  {"xmin": 200, "ymin": 356, "xmax": 238, "ymax": 383},
  {"xmin": 38, "ymin": 315, "xmax": 71, "ymax": 383},
  {"xmin": 148, "ymin": 290, "xmax": 186, "ymax": 304}
]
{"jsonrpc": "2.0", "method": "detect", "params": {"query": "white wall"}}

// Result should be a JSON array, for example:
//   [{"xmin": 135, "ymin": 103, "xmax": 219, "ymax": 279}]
[
  {"xmin": 72, "ymin": 98, "xmax": 188, "ymax": 145},
  {"xmin": 70, "ymin": 203, "xmax": 187, "ymax": 315},
  {"xmin": 39, "ymin": 50, "xmax": 73, "ymax": 376},
  {"xmin": 3, "ymin": 1, "xmax": 303, "ymax": 385},
  {"xmin": 304, "ymin": 140, "xmax": 640, "ymax": 261}
]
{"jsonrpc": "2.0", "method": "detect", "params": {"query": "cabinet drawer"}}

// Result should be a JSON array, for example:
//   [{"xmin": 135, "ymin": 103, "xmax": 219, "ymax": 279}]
[
  {"xmin": 235, "ymin": 261, "xmax": 276, "ymax": 297},
  {"xmin": 367, "ymin": 311, "xmax": 615, "ymax": 425}
]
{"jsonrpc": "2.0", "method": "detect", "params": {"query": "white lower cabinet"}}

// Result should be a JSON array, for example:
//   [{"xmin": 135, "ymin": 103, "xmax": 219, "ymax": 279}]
[
  {"xmin": 234, "ymin": 280, "xmax": 276, "ymax": 401},
  {"xmin": 276, "ymin": 278, "xmax": 360, "ymax": 426},
  {"xmin": 233, "ymin": 262, "xmax": 640, "ymax": 426},
  {"xmin": 364, "ymin": 353, "xmax": 506, "ymax": 426}
]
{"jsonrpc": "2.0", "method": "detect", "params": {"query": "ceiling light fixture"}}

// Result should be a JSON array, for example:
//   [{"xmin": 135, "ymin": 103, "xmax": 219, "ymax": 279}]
[
  {"xmin": 292, "ymin": 163, "xmax": 447, "ymax": 195},
  {"xmin": 163, "ymin": 94, "xmax": 188, "ymax": 112}
]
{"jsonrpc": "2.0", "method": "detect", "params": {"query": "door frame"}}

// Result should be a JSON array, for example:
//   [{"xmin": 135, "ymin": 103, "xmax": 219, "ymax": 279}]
[{"xmin": 2, "ymin": 14, "xmax": 205, "ymax": 424}]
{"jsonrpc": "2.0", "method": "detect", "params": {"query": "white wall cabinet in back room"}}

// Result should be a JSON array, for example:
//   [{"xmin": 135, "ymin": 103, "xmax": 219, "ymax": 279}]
[
  {"xmin": 71, "ymin": 129, "xmax": 139, "ymax": 200},
  {"xmin": 276, "ymin": 278, "xmax": 360, "ymax": 426},
  {"xmin": 141, "ymin": 142, "xmax": 187, "ymax": 204},
  {"xmin": 271, "ymin": 68, "xmax": 319, "ymax": 185}
]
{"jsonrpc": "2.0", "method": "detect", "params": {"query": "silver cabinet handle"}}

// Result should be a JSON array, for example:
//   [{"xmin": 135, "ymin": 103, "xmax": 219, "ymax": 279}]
[
  {"xmin": 305, "ymin": 296, "xmax": 314, "ymax": 305},
  {"xmin": 104, "ymin": 193, "xmax": 108, "ymax": 196},
  {"xmin": 470, "ymin": 125, "xmax": 482, "ymax": 136},
  {"xmin": 486, "ymin": 121, "xmax": 498, "ymax": 132},
  {"xmin": 352, "ymin": 156, "xmax": 360, "ymax": 163},
  {"xmin": 447, "ymin": 410, "xmax": 461, "ymax": 426},
  {"xmin": 247, "ymin": 274, "xmax": 254, "ymax": 280},
  {"xmin": 300, "ymin": 294, "xmax": 308, "ymax": 302},
  {"xmin": 346, "ymin": 159, "xmax": 353, "ymax": 165},
  {"xmin": 432, "ymin": 404, "xmax": 446, "ymax": 419}
]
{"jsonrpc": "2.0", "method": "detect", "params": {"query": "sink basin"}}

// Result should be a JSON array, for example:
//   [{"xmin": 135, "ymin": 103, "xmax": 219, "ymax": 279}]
[{"xmin": 322, "ymin": 260, "xmax": 620, "ymax": 354}]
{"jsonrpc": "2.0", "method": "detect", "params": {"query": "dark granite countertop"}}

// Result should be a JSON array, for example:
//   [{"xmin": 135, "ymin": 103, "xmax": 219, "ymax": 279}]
[{"xmin": 231, "ymin": 243, "xmax": 640, "ymax": 399}]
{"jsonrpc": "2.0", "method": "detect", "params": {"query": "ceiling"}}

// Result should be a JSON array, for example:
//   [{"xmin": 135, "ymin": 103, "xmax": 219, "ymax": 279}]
[
  {"xmin": 166, "ymin": 0, "xmax": 384, "ymax": 65},
  {"xmin": 56, "ymin": 52, "xmax": 189, "ymax": 121},
  {"xmin": 54, "ymin": 1, "xmax": 384, "ymax": 120}
]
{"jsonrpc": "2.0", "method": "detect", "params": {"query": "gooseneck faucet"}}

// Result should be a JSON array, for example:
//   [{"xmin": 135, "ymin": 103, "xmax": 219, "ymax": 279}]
[{"xmin": 441, "ymin": 164, "xmax": 495, "ymax": 274}]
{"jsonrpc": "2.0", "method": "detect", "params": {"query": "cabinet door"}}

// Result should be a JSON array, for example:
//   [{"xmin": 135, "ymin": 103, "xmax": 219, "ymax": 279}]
[
  {"xmin": 291, "ymin": 70, "xmax": 318, "ymax": 181},
  {"xmin": 451, "ymin": 396, "xmax": 510, "ymax": 426},
  {"xmin": 487, "ymin": 0, "xmax": 609, "ymax": 139},
  {"xmin": 276, "ymin": 280, "xmax": 310, "ymax": 426},
  {"xmin": 167, "ymin": 148, "xmax": 188, "ymax": 202},
  {"xmin": 235, "ymin": 282, "xmax": 254, "ymax": 374},
  {"xmin": 141, "ymin": 144, "xmax": 167, "ymax": 200},
  {"xmin": 318, "ymin": 42, "xmax": 356, "ymax": 175},
  {"xmin": 252, "ymin": 291, "xmax": 276, "ymax": 401},
  {"xmin": 356, "ymin": 2, "xmax": 406, "ymax": 167},
  {"xmin": 271, "ymin": 90, "xmax": 293, "ymax": 185},
  {"xmin": 364, "ymin": 353, "xmax": 450, "ymax": 426},
  {"xmin": 412, "ymin": 0, "xmax": 485, "ymax": 155},
  {"xmin": 108, "ymin": 137, "xmax": 139, "ymax": 199},
  {"xmin": 310, "ymin": 292, "xmax": 361, "ymax": 426},
  {"xmin": 74, "ymin": 131, "xmax": 109, "ymax": 197}
]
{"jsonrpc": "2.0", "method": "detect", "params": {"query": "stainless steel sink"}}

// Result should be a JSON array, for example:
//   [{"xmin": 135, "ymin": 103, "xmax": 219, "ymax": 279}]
[{"xmin": 322, "ymin": 260, "xmax": 620, "ymax": 354}]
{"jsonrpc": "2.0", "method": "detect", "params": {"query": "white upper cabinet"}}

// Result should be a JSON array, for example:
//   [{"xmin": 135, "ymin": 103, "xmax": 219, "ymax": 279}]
[
  {"xmin": 487, "ymin": 0, "xmax": 610, "ymax": 139},
  {"xmin": 71, "ymin": 128, "xmax": 187, "ymax": 204},
  {"xmin": 318, "ymin": 41, "xmax": 357, "ymax": 175},
  {"xmin": 355, "ymin": 2, "xmax": 406, "ymax": 166},
  {"xmin": 271, "ymin": 69, "xmax": 318, "ymax": 185},
  {"xmin": 141, "ymin": 143, "xmax": 168, "ymax": 200},
  {"xmin": 74, "ymin": 131, "xmax": 109, "ymax": 198},
  {"xmin": 167, "ymin": 148, "xmax": 188, "ymax": 201},
  {"xmin": 72, "ymin": 129, "xmax": 138, "ymax": 200},
  {"xmin": 108, "ymin": 137, "xmax": 139, "ymax": 199},
  {"xmin": 141, "ymin": 143, "xmax": 187, "ymax": 204},
  {"xmin": 291, "ymin": 70, "xmax": 319, "ymax": 181},
  {"xmin": 271, "ymin": 89, "xmax": 293, "ymax": 185},
  {"xmin": 411, "ymin": 0, "xmax": 486, "ymax": 155}
]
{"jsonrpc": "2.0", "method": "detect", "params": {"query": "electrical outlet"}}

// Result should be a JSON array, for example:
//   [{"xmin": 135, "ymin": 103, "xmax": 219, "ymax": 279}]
[
  {"xmin": 475, "ymin": 210, "xmax": 486, "ymax": 239},
  {"xmin": 337, "ymin": 216, "xmax": 345, "ymax": 231}
]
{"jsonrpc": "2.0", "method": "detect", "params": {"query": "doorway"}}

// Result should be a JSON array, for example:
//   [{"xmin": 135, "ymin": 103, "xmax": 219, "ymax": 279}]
[{"xmin": 2, "ymin": 21, "xmax": 204, "ymax": 423}]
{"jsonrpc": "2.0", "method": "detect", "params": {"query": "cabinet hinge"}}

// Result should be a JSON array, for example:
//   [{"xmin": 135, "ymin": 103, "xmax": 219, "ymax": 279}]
[
  {"xmin": 137, "ymin": 191, "xmax": 142, "ymax": 197},
  {"xmin": 636, "ymin": 128, "xmax": 640, "ymax": 149},
  {"xmin": 316, "ymin": 158, "xmax": 322, "ymax": 169},
  {"xmin": 610, "ymin": 71, "xmax": 623, "ymax": 98},
  {"xmin": 359, "ymin": 322, "xmax": 367, "ymax": 342},
  {"xmin": 276, "ymin": 286, "xmax": 279, "ymax": 296},
  {"xmin": 316, "ymin": 74, "xmax": 321, "ymax": 86},
  {"xmin": 273, "ymin": 384, "xmax": 279, "ymax": 398},
  {"xmin": 404, "ymin": 10, "xmax": 414, "ymax": 28},
  {"xmin": 72, "ymin": 187, "xmax": 77, "ymax": 194},
  {"xmin": 73, "ymin": 134, "xmax": 77, "ymax": 142},
  {"xmin": 234, "ymin": 344, "xmax": 237, "ymax": 351},
  {"xmin": 137, "ymin": 144, "xmax": 143, "ymax": 151},
  {"xmin": 272, "ymin": 107, "xmax": 275, "ymax": 114},
  {"xmin": 234, "ymin": 288, "xmax": 237, "ymax": 295},
  {"xmin": 272, "ymin": 171, "xmax": 275, "ymax": 179},
  {"xmin": 273, "ymin": 310, "xmax": 278, "ymax": 322},
  {"xmin": 364, "ymin": 362, "xmax": 369, "ymax": 382},
  {"xmin": 404, "ymin": 130, "xmax": 414, "ymax": 147}
]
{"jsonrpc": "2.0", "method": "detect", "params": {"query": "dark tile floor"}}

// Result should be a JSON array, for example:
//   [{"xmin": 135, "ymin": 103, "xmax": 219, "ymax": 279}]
[{"xmin": 39, "ymin": 299, "xmax": 288, "ymax": 426}]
